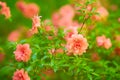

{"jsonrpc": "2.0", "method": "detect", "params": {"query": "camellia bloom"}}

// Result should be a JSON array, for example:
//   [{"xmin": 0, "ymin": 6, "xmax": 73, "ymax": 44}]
[
  {"xmin": 64, "ymin": 26, "xmax": 78, "ymax": 40},
  {"xmin": 92, "ymin": 6, "xmax": 109, "ymax": 21},
  {"xmin": 59, "ymin": 5, "xmax": 75, "ymax": 20},
  {"xmin": 8, "ymin": 30, "xmax": 20, "ymax": 42},
  {"xmin": 96, "ymin": 35, "xmax": 112, "ymax": 49},
  {"xmin": 13, "ymin": 69, "xmax": 30, "ymax": 80},
  {"xmin": 16, "ymin": 1, "xmax": 39, "ymax": 18},
  {"xmin": 30, "ymin": 15, "xmax": 41, "ymax": 34},
  {"xmin": 14, "ymin": 44, "xmax": 32, "ymax": 62},
  {"xmin": 66, "ymin": 34, "xmax": 88, "ymax": 55},
  {"xmin": 0, "ymin": 1, "xmax": 11, "ymax": 19},
  {"xmin": 52, "ymin": 5, "xmax": 75, "ymax": 28}
]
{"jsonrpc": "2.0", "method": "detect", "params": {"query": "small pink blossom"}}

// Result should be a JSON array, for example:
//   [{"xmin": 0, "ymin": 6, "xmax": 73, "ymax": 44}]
[
  {"xmin": 59, "ymin": 5, "xmax": 75, "ymax": 19},
  {"xmin": 14, "ymin": 44, "xmax": 32, "ymax": 62},
  {"xmin": 52, "ymin": 12, "xmax": 60, "ymax": 27},
  {"xmin": 16, "ymin": 1, "xmax": 39, "ymax": 18},
  {"xmin": 58, "ymin": 18, "xmax": 72, "ymax": 27},
  {"xmin": 32, "ymin": 15, "xmax": 41, "ymax": 27},
  {"xmin": 92, "ymin": 6, "xmax": 109, "ymax": 21},
  {"xmin": 104, "ymin": 38, "xmax": 112, "ymax": 49},
  {"xmin": 0, "ymin": 1, "xmax": 11, "ymax": 19},
  {"xmin": 87, "ymin": 5, "xmax": 92, "ymax": 11},
  {"xmin": 45, "ymin": 26, "xmax": 52, "ymax": 32},
  {"xmin": 96, "ymin": 35, "xmax": 112, "ymax": 49},
  {"xmin": 30, "ymin": 15, "xmax": 41, "ymax": 34},
  {"xmin": 52, "ymin": 5, "xmax": 75, "ymax": 28},
  {"xmin": 66, "ymin": 34, "xmax": 88, "ymax": 55},
  {"xmin": 8, "ymin": 30, "xmax": 20, "ymax": 42},
  {"xmin": 64, "ymin": 26, "xmax": 78, "ymax": 40},
  {"xmin": 96, "ymin": 35, "xmax": 106, "ymax": 46},
  {"xmin": 13, "ymin": 69, "xmax": 30, "ymax": 80}
]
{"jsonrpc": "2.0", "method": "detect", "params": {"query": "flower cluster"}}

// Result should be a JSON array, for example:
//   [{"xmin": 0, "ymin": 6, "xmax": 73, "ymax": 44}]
[
  {"xmin": 16, "ymin": 1, "xmax": 39, "ymax": 18},
  {"xmin": 0, "ymin": 1, "xmax": 11, "ymax": 19},
  {"xmin": 96, "ymin": 35, "xmax": 112, "ymax": 49}
]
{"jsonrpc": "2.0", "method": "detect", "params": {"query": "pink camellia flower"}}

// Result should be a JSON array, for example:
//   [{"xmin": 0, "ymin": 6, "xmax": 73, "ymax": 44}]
[
  {"xmin": 0, "ymin": 1, "xmax": 11, "ymax": 19},
  {"xmin": 16, "ymin": 1, "xmax": 26, "ymax": 13},
  {"xmin": 64, "ymin": 26, "xmax": 78, "ymax": 40},
  {"xmin": 45, "ymin": 26, "xmax": 52, "ymax": 32},
  {"xmin": 66, "ymin": 34, "xmax": 88, "ymax": 55},
  {"xmin": 16, "ymin": 1, "xmax": 39, "ymax": 18},
  {"xmin": 87, "ymin": 5, "xmax": 92, "ymax": 11},
  {"xmin": 59, "ymin": 5, "xmax": 75, "ymax": 19},
  {"xmin": 92, "ymin": 6, "xmax": 109, "ymax": 21},
  {"xmin": 14, "ymin": 44, "xmax": 32, "ymax": 62},
  {"xmin": 13, "ymin": 69, "xmax": 30, "ymax": 80},
  {"xmin": 58, "ymin": 18, "xmax": 73, "ymax": 27},
  {"xmin": 30, "ymin": 15, "xmax": 41, "ymax": 34},
  {"xmin": 104, "ymin": 38, "xmax": 112, "ymax": 49},
  {"xmin": 52, "ymin": 12, "xmax": 60, "ymax": 27},
  {"xmin": 96, "ymin": 35, "xmax": 106, "ymax": 46},
  {"xmin": 24, "ymin": 3, "xmax": 39, "ymax": 18},
  {"xmin": 96, "ymin": 35, "xmax": 112, "ymax": 49},
  {"xmin": 32, "ymin": 15, "xmax": 41, "ymax": 27},
  {"xmin": 8, "ymin": 30, "xmax": 20, "ymax": 42},
  {"xmin": 52, "ymin": 5, "xmax": 75, "ymax": 28}
]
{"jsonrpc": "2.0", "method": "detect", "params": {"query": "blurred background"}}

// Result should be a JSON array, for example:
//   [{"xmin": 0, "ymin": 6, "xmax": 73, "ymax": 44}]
[{"xmin": 0, "ymin": 0, "xmax": 120, "ymax": 46}]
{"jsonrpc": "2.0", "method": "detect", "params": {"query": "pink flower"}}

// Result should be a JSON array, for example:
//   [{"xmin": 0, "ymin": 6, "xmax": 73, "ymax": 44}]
[
  {"xmin": 104, "ymin": 38, "xmax": 112, "ymax": 49},
  {"xmin": 8, "ymin": 30, "xmax": 20, "ymax": 42},
  {"xmin": 32, "ymin": 15, "xmax": 41, "ymax": 27},
  {"xmin": 96, "ymin": 35, "xmax": 112, "ymax": 49},
  {"xmin": 66, "ymin": 34, "xmax": 88, "ymax": 55},
  {"xmin": 13, "ymin": 69, "xmax": 30, "ymax": 80},
  {"xmin": 24, "ymin": 3, "xmax": 39, "ymax": 18},
  {"xmin": 16, "ymin": 1, "xmax": 26, "ymax": 13},
  {"xmin": 45, "ymin": 26, "xmax": 52, "ymax": 32},
  {"xmin": 58, "ymin": 18, "xmax": 72, "ymax": 27},
  {"xmin": 30, "ymin": 15, "xmax": 41, "ymax": 34},
  {"xmin": 92, "ymin": 6, "xmax": 109, "ymax": 21},
  {"xmin": 16, "ymin": 1, "xmax": 39, "ymax": 18},
  {"xmin": 52, "ymin": 5, "xmax": 75, "ymax": 28},
  {"xmin": 0, "ymin": 1, "xmax": 11, "ymax": 19},
  {"xmin": 64, "ymin": 26, "xmax": 78, "ymax": 40},
  {"xmin": 87, "ymin": 5, "xmax": 92, "ymax": 11},
  {"xmin": 14, "ymin": 44, "xmax": 32, "ymax": 62},
  {"xmin": 59, "ymin": 5, "xmax": 75, "ymax": 19},
  {"xmin": 96, "ymin": 35, "xmax": 106, "ymax": 46},
  {"xmin": 52, "ymin": 12, "xmax": 60, "ymax": 27}
]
